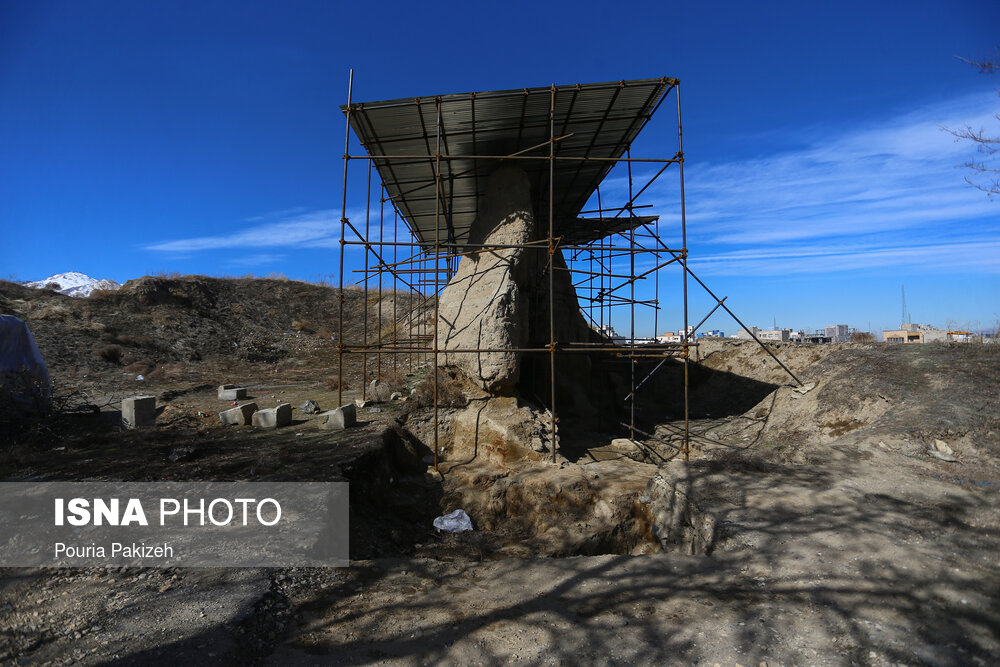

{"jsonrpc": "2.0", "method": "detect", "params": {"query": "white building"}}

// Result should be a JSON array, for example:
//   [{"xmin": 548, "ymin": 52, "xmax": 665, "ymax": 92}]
[
  {"xmin": 598, "ymin": 324, "xmax": 627, "ymax": 345},
  {"xmin": 758, "ymin": 328, "xmax": 792, "ymax": 342},
  {"xmin": 824, "ymin": 324, "xmax": 850, "ymax": 342},
  {"xmin": 733, "ymin": 327, "xmax": 791, "ymax": 342}
]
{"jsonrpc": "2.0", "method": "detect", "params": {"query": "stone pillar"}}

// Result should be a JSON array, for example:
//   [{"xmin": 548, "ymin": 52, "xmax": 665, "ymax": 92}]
[
  {"xmin": 435, "ymin": 165, "xmax": 616, "ymax": 426},
  {"xmin": 252, "ymin": 403, "xmax": 292, "ymax": 428},
  {"xmin": 219, "ymin": 402, "xmax": 257, "ymax": 425},
  {"xmin": 318, "ymin": 404, "xmax": 357, "ymax": 430},
  {"xmin": 122, "ymin": 396, "xmax": 156, "ymax": 429},
  {"xmin": 436, "ymin": 166, "xmax": 536, "ymax": 393}
]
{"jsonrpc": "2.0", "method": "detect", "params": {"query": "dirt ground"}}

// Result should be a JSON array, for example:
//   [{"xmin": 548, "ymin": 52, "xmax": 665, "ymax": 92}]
[{"xmin": 2, "ymin": 278, "xmax": 999, "ymax": 665}]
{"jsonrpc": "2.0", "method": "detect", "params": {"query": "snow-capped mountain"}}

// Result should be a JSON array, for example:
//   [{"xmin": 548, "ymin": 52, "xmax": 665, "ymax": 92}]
[{"xmin": 25, "ymin": 272, "xmax": 122, "ymax": 298}]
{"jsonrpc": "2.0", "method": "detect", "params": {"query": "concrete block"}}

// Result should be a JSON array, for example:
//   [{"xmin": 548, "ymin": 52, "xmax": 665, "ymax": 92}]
[
  {"xmin": 219, "ymin": 402, "xmax": 257, "ymax": 425},
  {"xmin": 122, "ymin": 395, "xmax": 156, "ymax": 429},
  {"xmin": 318, "ymin": 404, "xmax": 356, "ymax": 430},
  {"xmin": 218, "ymin": 384, "xmax": 248, "ymax": 400},
  {"xmin": 252, "ymin": 403, "xmax": 292, "ymax": 428}
]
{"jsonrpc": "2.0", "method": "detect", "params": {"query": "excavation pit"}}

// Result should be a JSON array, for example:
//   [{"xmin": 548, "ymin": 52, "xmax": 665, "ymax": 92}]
[{"xmin": 346, "ymin": 422, "xmax": 720, "ymax": 562}]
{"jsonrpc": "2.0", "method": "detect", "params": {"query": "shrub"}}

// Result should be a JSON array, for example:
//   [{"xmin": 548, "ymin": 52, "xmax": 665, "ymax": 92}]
[
  {"xmin": 367, "ymin": 372, "xmax": 406, "ymax": 401},
  {"xmin": 97, "ymin": 345, "xmax": 122, "ymax": 364},
  {"xmin": 123, "ymin": 361, "xmax": 153, "ymax": 375},
  {"xmin": 413, "ymin": 370, "xmax": 466, "ymax": 408},
  {"xmin": 147, "ymin": 363, "xmax": 187, "ymax": 382},
  {"xmin": 325, "ymin": 376, "xmax": 351, "ymax": 391}
]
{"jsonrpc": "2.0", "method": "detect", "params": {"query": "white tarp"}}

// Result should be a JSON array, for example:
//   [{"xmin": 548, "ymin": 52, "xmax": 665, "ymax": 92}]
[
  {"xmin": 433, "ymin": 509, "xmax": 474, "ymax": 533},
  {"xmin": 0, "ymin": 315, "xmax": 51, "ymax": 413}
]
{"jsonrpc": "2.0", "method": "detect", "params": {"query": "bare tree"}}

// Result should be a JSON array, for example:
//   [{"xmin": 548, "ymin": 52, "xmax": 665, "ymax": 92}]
[{"xmin": 944, "ymin": 48, "xmax": 1000, "ymax": 197}]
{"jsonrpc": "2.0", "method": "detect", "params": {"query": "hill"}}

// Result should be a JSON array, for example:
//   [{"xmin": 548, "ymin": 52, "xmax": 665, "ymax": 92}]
[{"xmin": 0, "ymin": 275, "xmax": 424, "ymax": 389}]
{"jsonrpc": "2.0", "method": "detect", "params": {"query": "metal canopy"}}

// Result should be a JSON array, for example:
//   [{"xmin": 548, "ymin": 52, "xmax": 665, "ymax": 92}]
[
  {"xmin": 343, "ymin": 78, "xmax": 676, "ymax": 246},
  {"xmin": 556, "ymin": 216, "xmax": 659, "ymax": 245}
]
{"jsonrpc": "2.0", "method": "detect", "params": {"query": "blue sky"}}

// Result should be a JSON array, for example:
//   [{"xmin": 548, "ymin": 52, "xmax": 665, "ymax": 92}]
[{"xmin": 1, "ymin": 0, "xmax": 997, "ymax": 335}]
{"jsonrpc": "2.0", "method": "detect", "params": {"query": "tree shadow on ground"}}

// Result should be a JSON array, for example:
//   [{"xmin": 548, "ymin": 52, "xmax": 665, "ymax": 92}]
[{"xmin": 267, "ymin": 461, "xmax": 1000, "ymax": 665}]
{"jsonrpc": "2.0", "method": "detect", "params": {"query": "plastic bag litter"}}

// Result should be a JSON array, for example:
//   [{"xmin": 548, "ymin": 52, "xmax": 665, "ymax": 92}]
[
  {"xmin": 136, "ymin": 374, "xmax": 144, "ymax": 381},
  {"xmin": 433, "ymin": 509, "xmax": 473, "ymax": 533}
]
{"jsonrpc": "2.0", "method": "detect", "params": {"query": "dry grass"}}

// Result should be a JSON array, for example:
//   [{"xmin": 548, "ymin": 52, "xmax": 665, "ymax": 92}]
[
  {"xmin": 325, "ymin": 376, "xmax": 351, "ymax": 392},
  {"xmin": 414, "ymin": 370, "xmax": 467, "ymax": 408},
  {"xmin": 97, "ymin": 344, "xmax": 122, "ymax": 363},
  {"xmin": 147, "ymin": 362, "xmax": 189, "ymax": 382}
]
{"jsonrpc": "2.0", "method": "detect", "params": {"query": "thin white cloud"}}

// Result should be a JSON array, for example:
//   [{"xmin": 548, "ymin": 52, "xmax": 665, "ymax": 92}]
[
  {"xmin": 144, "ymin": 207, "xmax": 389, "ymax": 253},
  {"xmin": 224, "ymin": 253, "xmax": 287, "ymax": 267},
  {"xmin": 243, "ymin": 206, "xmax": 309, "ymax": 223},
  {"xmin": 690, "ymin": 237, "xmax": 1000, "ymax": 276},
  {"xmin": 593, "ymin": 89, "xmax": 1000, "ymax": 276}
]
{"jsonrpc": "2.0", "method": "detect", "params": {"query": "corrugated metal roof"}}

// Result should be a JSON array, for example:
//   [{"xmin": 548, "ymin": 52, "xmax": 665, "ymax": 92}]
[
  {"xmin": 556, "ymin": 216, "xmax": 658, "ymax": 245},
  {"xmin": 343, "ymin": 78, "xmax": 676, "ymax": 246}
]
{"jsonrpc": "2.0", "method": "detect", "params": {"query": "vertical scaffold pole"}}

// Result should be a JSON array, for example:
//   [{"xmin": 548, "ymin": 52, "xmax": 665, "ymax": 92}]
[
  {"xmin": 549, "ymin": 84, "xmax": 557, "ymax": 464},
  {"xmin": 677, "ymin": 83, "xmax": 690, "ymax": 461},
  {"xmin": 432, "ymin": 97, "xmax": 442, "ymax": 472},
  {"xmin": 362, "ymin": 159, "xmax": 371, "ymax": 401},
  {"xmin": 627, "ymin": 148, "xmax": 636, "ymax": 439},
  {"xmin": 377, "ymin": 180, "xmax": 384, "ymax": 381},
  {"xmin": 337, "ymin": 69, "xmax": 354, "ymax": 408},
  {"xmin": 392, "ymin": 197, "xmax": 398, "ymax": 377}
]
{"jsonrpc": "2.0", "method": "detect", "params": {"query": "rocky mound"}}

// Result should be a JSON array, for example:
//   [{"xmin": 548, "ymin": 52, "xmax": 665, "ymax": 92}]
[
  {"xmin": 698, "ymin": 342, "xmax": 1000, "ymax": 461},
  {"xmin": 0, "ymin": 276, "xmax": 417, "ymax": 386}
]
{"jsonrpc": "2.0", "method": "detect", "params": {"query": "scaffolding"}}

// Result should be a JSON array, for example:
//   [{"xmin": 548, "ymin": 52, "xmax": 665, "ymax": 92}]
[{"xmin": 335, "ymin": 74, "xmax": 774, "ymax": 468}]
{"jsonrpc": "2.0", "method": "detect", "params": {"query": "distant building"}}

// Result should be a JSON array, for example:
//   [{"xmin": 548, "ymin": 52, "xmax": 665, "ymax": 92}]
[
  {"xmin": 883, "ymin": 329, "xmax": 922, "ymax": 343},
  {"xmin": 655, "ymin": 326, "xmax": 697, "ymax": 344},
  {"xmin": 757, "ymin": 328, "xmax": 792, "ymax": 342},
  {"xmin": 696, "ymin": 329, "xmax": 725, "ymax": 338},
  {"xmin": 598, "ymin": 324, "xmax": 627, "ymax": 345},
  {"xmin": 733, "ymin": 327, "xmax": 791, "ymax": 342},
  {"xmin": 947, "ymin": 331, "xmax": 976, "ymax": 343},
  {"xmin": 883, "ymin": 323, "xmax": 948, "ymax": 343},
  {"xmin": 824, "ymin": 324, "xmax": 850, "ymax": 343},
  {"xmin": 802, "ymin": 331, "xmax": 833, "ymax": 344}
]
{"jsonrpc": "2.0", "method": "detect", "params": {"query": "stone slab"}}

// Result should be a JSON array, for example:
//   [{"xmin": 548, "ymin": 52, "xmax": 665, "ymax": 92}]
[
  {"xmin": 318, "ymin": 404, "xmax": 356, "ymax": 430},
  {"xmin": 219, "ymin": 402, "xmax": 257, "ymax": 425},
  {"xmin": 218, "ymin": 384, "xmax": 248, "ymax": 400},
  {"xmin": 122, "ymin": 395, "xmax": 156, "ymax": 429},
  {"xmin": 252, "ymin": 403, "xmax": 292, "ymax": 428}
]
